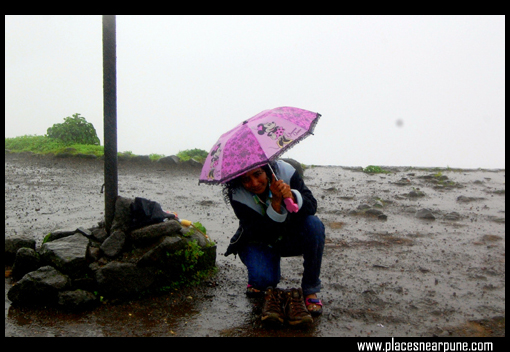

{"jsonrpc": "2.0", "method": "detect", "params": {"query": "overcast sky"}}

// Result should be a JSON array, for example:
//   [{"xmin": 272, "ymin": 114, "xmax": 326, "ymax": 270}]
[{"xmin": 5, "ymin": 15, "xmax": 505, "ymax": 169}]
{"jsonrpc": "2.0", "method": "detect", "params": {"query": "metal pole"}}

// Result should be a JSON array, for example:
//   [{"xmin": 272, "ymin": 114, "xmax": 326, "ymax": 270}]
[{"xmin": 102, "ymin": 15, "xmax": 118, "ymax": 233}]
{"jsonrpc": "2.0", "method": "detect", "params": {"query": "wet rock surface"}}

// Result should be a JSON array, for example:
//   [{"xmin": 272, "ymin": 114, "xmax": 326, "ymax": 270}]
[
  {"xmin": 5, "ymin": 152, "xmax": 505, "ymax": 337},
  {"xmin": 8, "ymin": 266, "xmax": 71, "ymax": 306},
  {"xmin": 39, "ymin": 233, "xmax": 90, "ymax": 277}
]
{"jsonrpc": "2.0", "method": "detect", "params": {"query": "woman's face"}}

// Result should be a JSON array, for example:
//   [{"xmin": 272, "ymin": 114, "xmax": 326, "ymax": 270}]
[{"xmin": 240, "ymin": 167, "xmax": 268, "ymax": 195}]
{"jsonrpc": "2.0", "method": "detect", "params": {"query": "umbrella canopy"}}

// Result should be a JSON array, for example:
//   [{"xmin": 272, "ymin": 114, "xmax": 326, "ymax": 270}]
[{"xmin": 199, "ymin": 106, "xmax": 321, "ymax": 185}]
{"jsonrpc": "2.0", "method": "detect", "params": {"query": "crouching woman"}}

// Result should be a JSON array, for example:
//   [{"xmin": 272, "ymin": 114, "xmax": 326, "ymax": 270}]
[{"xmin": 223, "ymin": 160, "xmax": 325, "ymax": 324}]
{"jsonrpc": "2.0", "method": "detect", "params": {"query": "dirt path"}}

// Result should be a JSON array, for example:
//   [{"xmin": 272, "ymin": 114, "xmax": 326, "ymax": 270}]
[{"xmin": 5, "ymin": 152, "xmax": 505, "ymax": 337}]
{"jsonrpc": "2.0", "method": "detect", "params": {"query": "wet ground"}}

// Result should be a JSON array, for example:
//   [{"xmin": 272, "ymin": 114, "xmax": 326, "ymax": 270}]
[{"xmin": 5, "ymin": 152, "xmax": 505, "ymax": 337}]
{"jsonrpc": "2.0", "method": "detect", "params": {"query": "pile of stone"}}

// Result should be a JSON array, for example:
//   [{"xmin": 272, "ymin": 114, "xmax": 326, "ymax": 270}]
[{"xmin": 5, "ymin": 196, "xmax": 216, "ymax": 311}]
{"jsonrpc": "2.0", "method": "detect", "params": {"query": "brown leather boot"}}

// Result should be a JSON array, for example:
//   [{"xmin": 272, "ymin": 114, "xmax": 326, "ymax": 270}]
[
  {"xmin": 261, "ymin": 287, "xmax": 285, "ymax": 325},
  {"xmin": 282, "ymin": 288, "xmax": 313, "ymax": 326}
]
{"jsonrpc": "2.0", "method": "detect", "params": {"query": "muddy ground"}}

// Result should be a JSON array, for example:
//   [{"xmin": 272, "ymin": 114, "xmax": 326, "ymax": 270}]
[{"xmin": 4, "ymin": 152, "xmax": 505, "ymax": 337}]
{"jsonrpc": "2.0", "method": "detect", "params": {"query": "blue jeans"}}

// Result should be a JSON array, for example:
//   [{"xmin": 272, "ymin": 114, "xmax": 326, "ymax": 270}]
[{"xmin": 238, "ymin": 215, "xmax": 325, "ymax": 296}]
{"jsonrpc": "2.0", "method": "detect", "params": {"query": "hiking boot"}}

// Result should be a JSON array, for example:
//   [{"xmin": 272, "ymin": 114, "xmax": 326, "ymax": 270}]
[
  {"xmin": 283, "ymin": 288, "xmax": 313, "ymax": 326},
  {"xmin": 261, "ymin": 287, "xmax": 285, "ymax": 325}
]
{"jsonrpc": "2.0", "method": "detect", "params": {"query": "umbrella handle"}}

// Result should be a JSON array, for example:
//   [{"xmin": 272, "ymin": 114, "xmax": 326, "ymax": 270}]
[
  {"xmin": 268, "ymin": 163, "xmax": 299, "ymax": 213},
  {"xmin": 284, "ymin": 197, "xmax": 299, "ymax": 213}
]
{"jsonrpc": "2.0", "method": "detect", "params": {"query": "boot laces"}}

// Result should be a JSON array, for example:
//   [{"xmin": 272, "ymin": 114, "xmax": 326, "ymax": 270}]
[
  {"xmin": 265, "ymin": 289, "xmax": 281, "ymax": 311},
  {"xmin": 286, "ymin": 289, "xmax": 308, "ymax": 315}
]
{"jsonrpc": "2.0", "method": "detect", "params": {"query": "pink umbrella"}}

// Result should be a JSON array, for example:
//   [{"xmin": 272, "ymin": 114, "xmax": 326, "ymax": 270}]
[{"xmin": 199, "ymin": 106, "xmax": 321, "ymax": 211}]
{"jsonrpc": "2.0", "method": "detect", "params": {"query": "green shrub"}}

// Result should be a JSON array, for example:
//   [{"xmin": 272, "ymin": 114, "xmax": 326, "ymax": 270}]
[
  {"xmin": 46, "ymin": 113, "xmax": 100, "ymax": 146},
  {"xmin": 363, "ymin": 165, "xmax": 390, "ymax": 174},
  {"xmin": 176, "ymin": 148, "xmax": 208, "ymax": 163},
  {"xmin": 149, "ymin": 153, "xmax": 165, "ymax": 161},
  {"xmin": 117, "ymin": 150, "xmax": 134, "ymax": 158}
]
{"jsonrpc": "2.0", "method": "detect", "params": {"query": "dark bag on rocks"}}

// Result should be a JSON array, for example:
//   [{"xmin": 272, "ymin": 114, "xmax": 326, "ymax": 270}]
[{"xmin": 130, "ymin": 197, "xmax": 175, "ymax": 230}]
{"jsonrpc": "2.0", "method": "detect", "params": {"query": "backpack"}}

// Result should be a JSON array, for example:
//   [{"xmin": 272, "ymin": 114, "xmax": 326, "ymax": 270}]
[{"xmin": 130, "ymin": 197, "xmax": 175, "ymax": 230}]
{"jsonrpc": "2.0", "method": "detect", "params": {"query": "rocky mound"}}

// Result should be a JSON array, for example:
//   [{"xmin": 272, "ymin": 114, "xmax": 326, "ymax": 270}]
[{"xmin": 5, "ymin": 196, "xmax": 216, "ymax": 311}]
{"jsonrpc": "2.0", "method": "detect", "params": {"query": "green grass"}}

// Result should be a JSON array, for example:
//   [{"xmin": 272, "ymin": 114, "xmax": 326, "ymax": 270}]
[
  {"xmin": 5, "ymin": 135, "xmax": 103, "ymax": 156},
  {"xmin": 6, "ymin": 135, "xmax": 66, "ymax": 154},
  {"xmin": 5, "ymin": 135, "xmax": 207, "ymax": 162},
  {"xmin": 363, "ymin": 165, "xmax": 391, "ymax": 174}
]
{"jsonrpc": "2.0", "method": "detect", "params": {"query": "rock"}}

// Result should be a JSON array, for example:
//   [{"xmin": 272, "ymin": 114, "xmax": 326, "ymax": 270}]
[
  {"xmin": 100, "ymin": 230, "xmax": 126, "ymax": 258},
  {"xmin": 393, "ymin": 177, "xmax": 411, "ymax": 186},
  {"xmin": 130, "ymin": 220, "xmax": 182, "ymax": 246},
  {"xmin": 58, "ymin": 289, "xmax": 97, "ymax": 311},
  {"xmin": 416, "ymin": 208, "xmax": 435, "ymax": 220},
  {"xmin": 39, "ymin": 233, "xmax": 90, "ymax": 277},
  {"xmin": 12, "ymin": 247, "xmax": 40, "ymax": 281},
  {"xmin": 183, "ymin": 158, "xmax": 202, "ymax": 167},
  {"xmin": 88, "ymin": 246, "xmax": 101, "ymax": 262},
  {"xmin": 7, "ymin": 266, "xmax": 71, "ymax": 306},
  {"xmin": 481, "ymin": 234, "xmax": 502, "ymax": 242},
  {"xmin": 185, "ymin": 231, "xmax": 209, "ymax": 248},
  {"xmin": 489, "ymin": 216, "xmax": 505, "ymax": 224},
  {"xmin": 5, "ymin": 236, "xmax": 36, "ymax": 265},
  {"xmin": 351, "ymin": 204, "xmax": 388, "ymax": 220},
  {"xmin": 137, "ymin": 235, "xmax": 187, "ymax": 268},
  {"xmin": 408, "ymin": 190, "xmax": 425, "ymax": 197},
  {"xmin": 110, "ymin": 196, "xmax": 134, "ymax": 232},
  {"xmin": 365, "ymin": 208, "xmax": 387, "ymax": 220},
  {"xmin": 94, "ymin": 261, "xmax": 155, "ymax": 298},
  {"xmin": 444, "ymin": 212, "xmax": 461, "ymax": 221},
  {"xmin": 157, "ymin": 155, "xmax": 180, "ymax": 164},
  {"xmin": 457, "ymin": 195, "xmax": 484, "ymax": 203},
  {"xmin": 372, "ymin": 200, "xmax": 384, "ymax": 208},
  {"xmin": 91, "ymin": 227, "xmax": 109, "ymax": 242},
  {"xmin": 75, "ymin": 227, "xmax": 92, "ymax": 238},
  {"xmin": 43, "ymin": 229, "xmax": 77, "ymax": 243}
]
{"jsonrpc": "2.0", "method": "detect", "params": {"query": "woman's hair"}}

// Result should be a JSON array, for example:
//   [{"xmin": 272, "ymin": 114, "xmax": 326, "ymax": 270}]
[{"xmin": 221, "ymin": 161, "xmax": 278, "ymax": 205}]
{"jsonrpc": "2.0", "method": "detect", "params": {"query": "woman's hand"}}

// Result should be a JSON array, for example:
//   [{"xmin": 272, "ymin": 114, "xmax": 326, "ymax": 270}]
[{"xmin": 270, "ymin": 174, "xmax": 295, "ymax": 213}]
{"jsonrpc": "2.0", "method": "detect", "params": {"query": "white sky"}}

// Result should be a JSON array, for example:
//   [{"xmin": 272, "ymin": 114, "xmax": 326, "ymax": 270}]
[{"xmin": 5, "ymin": 15, "xmax": 505, "ymax": 168}]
